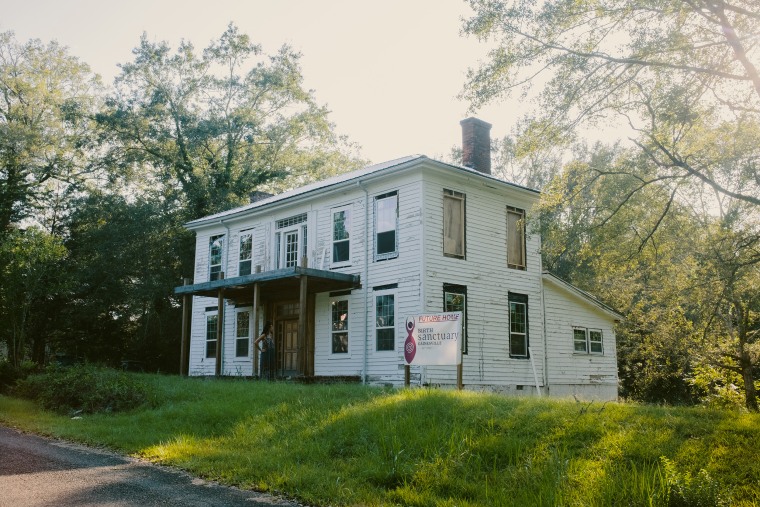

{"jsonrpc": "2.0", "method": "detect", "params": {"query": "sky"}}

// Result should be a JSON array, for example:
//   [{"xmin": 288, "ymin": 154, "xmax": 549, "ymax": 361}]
[{"xmin": 0, "ymin": 0, "xmax": 529, "ymax": 164}]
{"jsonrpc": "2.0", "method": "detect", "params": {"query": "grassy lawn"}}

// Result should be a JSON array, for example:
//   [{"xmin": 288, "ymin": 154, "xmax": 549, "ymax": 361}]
[{"xmin": 1, "ymin": 374, "xmax": 759, "ymax": 506}]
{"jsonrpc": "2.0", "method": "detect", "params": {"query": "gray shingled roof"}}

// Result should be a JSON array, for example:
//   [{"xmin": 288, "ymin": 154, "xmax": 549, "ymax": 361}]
[{"xmin": 185, "ymin": 154, "xmax": 539, "ymax": 229}]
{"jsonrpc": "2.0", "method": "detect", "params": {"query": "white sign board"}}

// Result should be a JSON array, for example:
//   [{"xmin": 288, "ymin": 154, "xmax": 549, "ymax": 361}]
[{"xmin": 404, "ymin": 312, "xmax": 462, "ymax": 365}]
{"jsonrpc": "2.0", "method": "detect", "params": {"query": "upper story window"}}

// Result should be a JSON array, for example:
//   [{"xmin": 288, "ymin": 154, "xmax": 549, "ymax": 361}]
[
  {"xmin": 443, "ymin": 190, "xmax": 465, "ymax": 259},
  {"xmin": 275, "ymin": 213, "xmax": 307, "ymax": 269},
  {"xmin": 574, "ymin": 327, "xmax": 604, "ymax": 355},
  {"xmin": 239, "ymin": 231, "xmax": 252, "ymax": 276},
  {"xmin": 508, "ymin": 292, "xmax": 529, "ymax": 358},
  {"xmin": 507, "ymin": 206, "xmax": 526, "ymax": 270},
  {"xmin": 331, "ymin": 298, "xmax": 349, "ymax": 354},
  {"xmin": 209, "ymin": 234, "xmax": 225, "ymax": 281},
  {"xmin": 375, "ymin": 191, "xmax": 398, "ymax": 261},
  {"xmin": 331, "ymin": 206, "xmax": 351, "ymax": 267},
  {"xmin": 444, "ymin": 283, "xmax": 467, "ymax": 354}
]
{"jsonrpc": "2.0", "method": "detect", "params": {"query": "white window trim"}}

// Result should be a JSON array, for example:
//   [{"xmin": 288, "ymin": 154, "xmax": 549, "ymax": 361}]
[
  {"xmin": 573, "ymin": 327, "xmax": 604, "ymax": 356},
  {"xmin": 205, "ymin": 310, "xmax": 219, "ymax": 360},
  {"xmin": 329, "ymin": 296, "xmax": 350, "ymax": 357},
  {"xmin": 238, "ymin": 231, "xmax": 253, "ymax": 276},
  {"xmin": 374, "ymin": 192, "xmax": 399, "ymax": 261},
  {"xmin": 330, "ymin": 205, "xmax": 352, "ymax": 268},
  {"xmin": 209, "ymin": 234, "xmax": 225, "ymax": 281},
  {"xmin": 234, "ymin": 307, "xmax": 252, "ymax": 360},
  {"xmin": 373, "ymin": 289, "xmax": 397, "ymax": 353}
]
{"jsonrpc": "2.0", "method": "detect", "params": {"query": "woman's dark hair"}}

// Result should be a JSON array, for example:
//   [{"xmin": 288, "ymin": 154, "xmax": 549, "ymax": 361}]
[{"xmin": 263, "ymin": 321, "xmax": 273, "ymax": 333}]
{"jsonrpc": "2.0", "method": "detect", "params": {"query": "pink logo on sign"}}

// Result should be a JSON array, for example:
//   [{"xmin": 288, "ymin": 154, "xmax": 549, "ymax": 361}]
[{"xmin": 404, "ymin": 317, "xmax": 416, "ymax": 363}]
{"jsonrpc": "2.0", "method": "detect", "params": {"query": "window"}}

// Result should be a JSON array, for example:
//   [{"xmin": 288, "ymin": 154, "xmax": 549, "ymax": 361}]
[
  {"xmin": 509, "ymin": 293, "xmax": 528, "ymax": 358},
  {"xmin": 375, "ymin": 292, "xmax": 395, "ymax": 351},
  {"xmin": 443, "ymin": 190, "xmax": 465, "ymax": 258},
  {"xmin": 239, "ymin": 232, "xmax": 252, "ymax": 276},
  {"xmin": 331, "ymin": 206, "xmax": 351, "ymax": 266},
  {"xmin": 331, "ymin": 299, "xmax": 349, "ymax": 353},
  {"xmin": 507, "ymin": 206, "xmax": 526, "ymax": 270},
  {"xmin": 275, "ymin": 214, "xmax": 307, "ymax": 268},
  {"xmin": 235, "ymin": 310, "xmax": 251, "ymax": 357},
  {"xmin": 443, "ymin": 283, "xmax": 467, "ymax": 354},
  {"xmin": 574, "ymin": 327, "xmax": 604, "ymax": 355},
  {"xmin": 375, "ymin": 192, "xmax": 398, "ymax": 260},
  {"xmin": 205, "ymin": 313, "xmax": 218, "ymax": 359},
  {"xmin": 209, "ymin": 235, "xmax": 225, "ymax": 281}
]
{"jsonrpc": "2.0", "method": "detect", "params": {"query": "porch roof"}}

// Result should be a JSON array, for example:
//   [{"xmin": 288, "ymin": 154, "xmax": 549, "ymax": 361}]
[{"xmin": 174, "ymin": 266, "xmax": 361, "ymax": 301}]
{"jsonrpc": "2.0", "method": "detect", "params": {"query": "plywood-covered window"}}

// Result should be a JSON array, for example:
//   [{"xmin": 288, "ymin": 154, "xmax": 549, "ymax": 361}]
[
  {"xmin": 507, "ymin": 206, "xmax": 526, "ymax": 270},
  {"xmin": 443, "ymin": 190, "xmax": 465, "ymax": 258}
]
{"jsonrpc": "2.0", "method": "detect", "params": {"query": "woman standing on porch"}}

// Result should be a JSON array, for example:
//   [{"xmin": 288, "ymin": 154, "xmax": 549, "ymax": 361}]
[{"xmin": 255, "ymin": 322, "xmax": 275, "ymax": 380}]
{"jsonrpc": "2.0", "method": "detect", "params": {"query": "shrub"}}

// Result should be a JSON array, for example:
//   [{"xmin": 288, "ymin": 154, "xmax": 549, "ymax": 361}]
[
  {"xmin": 660, "ymin": 456, "xmax": 728, "ymax": 507},
  {"xmin": 13, "ymin": 364, "xmax": 151, "ymax": 414},
  {"xmin": 0, "ymin": 359, "xmax": 39, "ymax": 394}
]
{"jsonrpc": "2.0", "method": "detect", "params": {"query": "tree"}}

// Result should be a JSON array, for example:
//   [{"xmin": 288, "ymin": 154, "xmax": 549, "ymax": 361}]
[
  {"xmin": 98, "ymin": 24, "xmax": 363, "ymax": 220},
  {"xmin": 0, "ymin": 31, "xmax": 100, "ymax": 235},
  {"xmin": 462, "ymin": 0, "xmax": 760, "ymax": 214},
  {"xmin": 0, "ymin": 228, "xmax": 68, "ymax": 366}
]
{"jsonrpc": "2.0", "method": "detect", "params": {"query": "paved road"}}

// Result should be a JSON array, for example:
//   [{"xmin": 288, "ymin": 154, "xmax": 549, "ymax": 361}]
[{"xmin": 0, "ymin": 425, "xmax": 302, "ymax": 506}]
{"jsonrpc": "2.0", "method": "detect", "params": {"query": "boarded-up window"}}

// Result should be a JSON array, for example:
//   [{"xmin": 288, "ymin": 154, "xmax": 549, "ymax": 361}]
[
  {"xmin": 443, "ymin": 190, "xmax": 465, "ymax": 258},
  {"xmin": 507, "ymin": 207, "xmax": 526, "ymax": 270}
]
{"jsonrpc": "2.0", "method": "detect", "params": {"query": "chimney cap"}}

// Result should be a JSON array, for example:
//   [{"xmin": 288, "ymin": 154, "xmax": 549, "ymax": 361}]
[{"xmin": 460, "ymin": 117, "xmax": 492, "ymax": 129}]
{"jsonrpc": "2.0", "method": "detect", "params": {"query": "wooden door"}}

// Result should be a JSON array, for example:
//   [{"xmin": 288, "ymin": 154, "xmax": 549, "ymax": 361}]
[{"xmin": 280, "ymin": 319, "xmax": 299, "ymax": 375}]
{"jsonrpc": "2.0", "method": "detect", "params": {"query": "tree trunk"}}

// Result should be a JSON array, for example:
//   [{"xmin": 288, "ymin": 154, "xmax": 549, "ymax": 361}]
[{"xmin": 741, "ymin": 352, "xmax": 758, "ymax": 411}]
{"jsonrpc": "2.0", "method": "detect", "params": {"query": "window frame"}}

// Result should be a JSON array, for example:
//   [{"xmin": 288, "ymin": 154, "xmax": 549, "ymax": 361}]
[
  {"xmin": 238, "ymin": 231, "xmax": 253, "ymax": 276},
  {"xmin": 374, "ymin": 289, "xmax": 396, "ymax": 352},
  {"xmin": 508, "ymin": 292, "xmax": 529, "ymax": 359},
  {"xmin": 574, "ymin": 327, "xmax": 604, "ymax": 355},
  {"xmin": 331, "ymin": 205, "xmax": 352, "ymax": 268},
  {"xmin": 205, "ymin": 311, "xmax": 218, "ymax": 359},
  {"xmin": 443, "ymin": 189, "xmax": 466, "ymax": 259},
  {"xmin": 330, "ymin": 297, "xmax": 349, "ymax": 355},
  {"xmin": 374, "ymin": 191, "xmax": 399, "ymax": 261},
  {"xmin": 209, "ymin": 234, "xmax": 225, "ymax": 281},
  {"xmin": 234, "ymin": 308, "xmax": 252, "ymax": 358},
  {"xmin": 506, "ymin": 206, "xmax": 526, "ymax": 270},
  {"xmin": 443, "ymin": 283, "xmax": 468, "ymax": 354},
  {"xmin": 275, "ymin": 214, "xmax": 308, "ymax": 269}
]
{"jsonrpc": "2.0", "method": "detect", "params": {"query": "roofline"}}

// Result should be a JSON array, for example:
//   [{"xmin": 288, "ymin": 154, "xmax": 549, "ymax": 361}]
[
  {"xmin": 542, "ymin": 271, "xmax": 624, "ymax": 321},
  {"xmin": 184, "ymin": 155, "xmax": 540, "ymax": 230}
]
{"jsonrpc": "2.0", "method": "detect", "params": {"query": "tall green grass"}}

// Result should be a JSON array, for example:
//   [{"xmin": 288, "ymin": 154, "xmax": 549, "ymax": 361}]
[{"xmin": 1, "ymin": 375, "xmax": 758, "ymax": 506}]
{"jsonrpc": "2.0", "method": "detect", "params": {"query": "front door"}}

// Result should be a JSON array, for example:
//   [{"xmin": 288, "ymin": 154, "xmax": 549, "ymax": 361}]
[{"xmin": 280, "ymin": 319, "xmax": 299, "ymax": 376}]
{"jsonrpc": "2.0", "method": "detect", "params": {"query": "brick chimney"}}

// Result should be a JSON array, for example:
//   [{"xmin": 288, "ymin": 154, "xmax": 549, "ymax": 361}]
[{"xmin": 460, "ymin": 117, "xmax": 492, "ymax": 175}]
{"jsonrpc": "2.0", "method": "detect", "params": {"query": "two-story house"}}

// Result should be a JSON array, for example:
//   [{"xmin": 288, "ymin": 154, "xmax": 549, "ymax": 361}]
[{"xmin": 175, "ymin": 118, "xmax": 621, "ymax": 400}]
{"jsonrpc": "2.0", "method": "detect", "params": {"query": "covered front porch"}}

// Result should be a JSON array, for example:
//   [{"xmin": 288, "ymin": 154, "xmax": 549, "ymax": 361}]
[{"xmin": 174, "ymin": 266, "xmax": 361, "ymax": 378}]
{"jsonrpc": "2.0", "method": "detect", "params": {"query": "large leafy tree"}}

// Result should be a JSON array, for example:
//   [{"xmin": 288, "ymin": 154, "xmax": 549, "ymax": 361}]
[
  {"xmin": 99, "ymin": 24, "xmax": 362, "ymax": 219},
  {"xmin": 0, "ymin": 31, "xmax": 100, "ymax": 235},
  {"xmin": 462, "ymin": 0, "xmax": 760, "ymax": 215}
]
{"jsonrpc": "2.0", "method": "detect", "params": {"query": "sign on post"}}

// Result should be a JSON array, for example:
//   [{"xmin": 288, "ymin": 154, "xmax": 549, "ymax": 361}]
[{"xmin": 404, "ymin": 311, "xmax": 462, "ymax": 366}]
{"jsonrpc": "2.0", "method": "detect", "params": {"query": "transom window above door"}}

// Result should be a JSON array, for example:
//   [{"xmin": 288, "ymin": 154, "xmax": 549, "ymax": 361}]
[{"xmin": 275, "ymin": 214, "xmax": 308, "ymax": 269}]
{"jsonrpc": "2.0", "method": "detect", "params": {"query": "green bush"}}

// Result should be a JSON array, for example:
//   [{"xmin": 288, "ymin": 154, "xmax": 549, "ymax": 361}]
[
  {"xmin": 0, "ymin": 359, "xmax": 39, "ymax": 394},
  {"xmin": 13, "ymin": 364, "xmax": 151, "ymax": 414},
  {"xmin": 660, "ymin": 456, "xmax": 728, "ymax": 507}
]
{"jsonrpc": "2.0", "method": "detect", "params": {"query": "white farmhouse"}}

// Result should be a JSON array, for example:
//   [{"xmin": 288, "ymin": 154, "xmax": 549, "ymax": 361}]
[{"xmin": 175, "ymin": 118, "xmax": 621, "ymax": 400}]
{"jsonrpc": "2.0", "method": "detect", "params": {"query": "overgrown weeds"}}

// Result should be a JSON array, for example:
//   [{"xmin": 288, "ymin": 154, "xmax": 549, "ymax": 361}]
[{"xmin": 13, "ymin": 364, "xmax": 153, "ymax": 414}]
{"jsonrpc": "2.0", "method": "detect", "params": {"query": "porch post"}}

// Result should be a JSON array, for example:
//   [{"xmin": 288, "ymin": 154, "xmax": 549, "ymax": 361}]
[
  {"xmin": 252, "ymin": 282, "xmax": 259, "ymax": 378},
  {"xmin": 180, "ymin": 278, "xmax": 191, "ymax": 376},
  {"xmin": 298, "ymin": 273, "xmax": 308, "ymax": 376},
  {"xmin": 215, "ymin": 273, "xmax": 224, "ymax": 377}
]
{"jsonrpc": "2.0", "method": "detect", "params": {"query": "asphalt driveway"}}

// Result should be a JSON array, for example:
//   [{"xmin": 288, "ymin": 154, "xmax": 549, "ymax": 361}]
[{"xmin": 0, "ymin": 425, "xmax": 302, "ymax": 506}]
